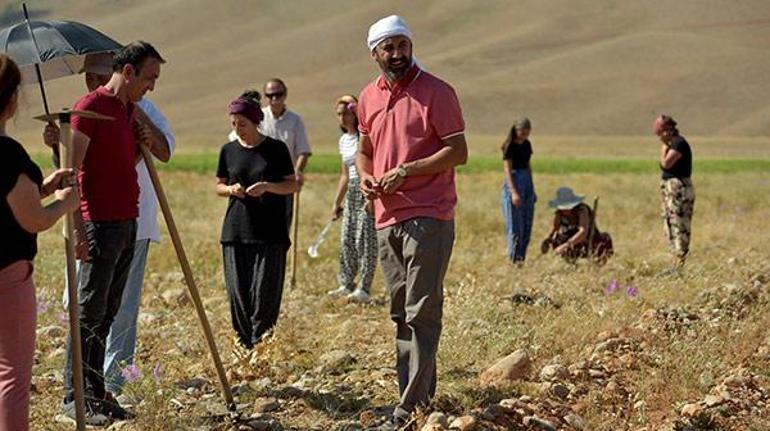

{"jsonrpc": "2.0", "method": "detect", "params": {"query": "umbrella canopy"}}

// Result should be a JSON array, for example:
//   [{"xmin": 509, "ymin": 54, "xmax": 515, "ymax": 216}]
[{"xmin": 0, "ymin": 20, "xmax": 122, "ymax": 84}]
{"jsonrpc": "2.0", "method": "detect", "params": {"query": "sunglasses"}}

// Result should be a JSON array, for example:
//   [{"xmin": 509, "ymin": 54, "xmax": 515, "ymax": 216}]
[{"xmin": 265, "ymin": 91, "xmax": 285, "ymax": 100}]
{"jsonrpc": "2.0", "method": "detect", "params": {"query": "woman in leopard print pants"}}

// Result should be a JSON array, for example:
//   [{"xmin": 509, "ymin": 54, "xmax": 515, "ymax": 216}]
[{"xmin": 327, "ymin": 95, "xmax": 377, "ymax": 302}]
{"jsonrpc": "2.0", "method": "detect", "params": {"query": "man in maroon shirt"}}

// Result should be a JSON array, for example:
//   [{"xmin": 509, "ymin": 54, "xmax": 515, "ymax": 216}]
[
  {"xmin": 356, "ymin": 15, "xmax": 468, "ymax": 428},
  {"xmin": 61, "ymin": 41, "xmax": 165, "ymax": 426}
]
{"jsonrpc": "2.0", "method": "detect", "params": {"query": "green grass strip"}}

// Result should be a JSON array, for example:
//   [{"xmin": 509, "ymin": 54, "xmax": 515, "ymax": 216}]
[{"xmin": 30, "ymin": 152, "xmax": 770, "ymax": 175}]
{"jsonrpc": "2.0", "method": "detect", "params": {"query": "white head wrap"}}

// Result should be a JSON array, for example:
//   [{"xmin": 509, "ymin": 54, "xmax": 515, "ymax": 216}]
[{"xmin": 366, "ymin": 15, "xmax": 412, "ymax": 51}]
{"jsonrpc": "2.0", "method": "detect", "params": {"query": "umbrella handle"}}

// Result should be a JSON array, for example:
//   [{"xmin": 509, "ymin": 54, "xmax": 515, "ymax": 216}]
[{"xmin": 22, "ymin": 3, "xmax": 52, "ymax": 117}]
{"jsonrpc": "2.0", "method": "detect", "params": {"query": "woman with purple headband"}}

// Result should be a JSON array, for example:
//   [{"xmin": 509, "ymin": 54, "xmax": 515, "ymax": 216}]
[
  {"xmin": 215, "ymin": 91, "xmax": 298, "ymax": 349},
  {"xmin": 327, "ymin": 95, "xmax": 377, "ymax": 303}
]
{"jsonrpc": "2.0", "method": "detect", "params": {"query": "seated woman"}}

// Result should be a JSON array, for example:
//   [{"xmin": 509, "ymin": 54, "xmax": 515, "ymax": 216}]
[{"xmin": 541, "ymin": 187, "xmax": 613, "ymax": 263}]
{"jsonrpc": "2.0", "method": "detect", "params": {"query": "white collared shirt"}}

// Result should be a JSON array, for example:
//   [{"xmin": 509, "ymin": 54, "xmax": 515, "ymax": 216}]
[
  {"xmin": 136, "ymin": 98, "xmax": 175, "ymax": 243},
  {"xmin": 227, "ymin": 107, "xmax": 311, "ymax": 164}
]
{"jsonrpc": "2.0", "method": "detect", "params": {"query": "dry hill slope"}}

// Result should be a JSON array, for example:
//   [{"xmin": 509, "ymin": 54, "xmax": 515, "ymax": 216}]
[{"xmin": 5, "ymin": 0, "xmax": 770, "ymax": 149}]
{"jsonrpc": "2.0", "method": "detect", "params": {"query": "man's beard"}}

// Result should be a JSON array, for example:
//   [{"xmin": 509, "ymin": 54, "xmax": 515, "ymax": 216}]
[{"xmin": 380, "ymin": 56, "xmax": 412, "ymax": 82}]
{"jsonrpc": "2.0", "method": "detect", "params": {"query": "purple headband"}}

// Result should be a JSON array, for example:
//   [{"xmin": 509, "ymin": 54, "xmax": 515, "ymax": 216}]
[{"xmin": 228, "ymin": 98, "xmax": 264, "ymax": 124}]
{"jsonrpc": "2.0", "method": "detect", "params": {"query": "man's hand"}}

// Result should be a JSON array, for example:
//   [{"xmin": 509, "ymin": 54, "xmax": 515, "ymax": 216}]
[
  {"xmin": 511, "ymin": 192, "xmax": 522, "ymax": 207},
  {"xmin": 245, "ymin": 182, "xmax": 269, "ymax": 198},
  {"xmin": 295, "ymin": 171, "xmax": 305, "ymax": 189},
  {"xmin": 43, "ymin": 123, "xmax": 61, "ymax": 149},
  {"xmin": 133, "ymin": 119, "xmax": 153, "ymax": 149},
  {"xmin": 359, "ymin": 174, "xmax": 381, "ymax": 200},
  {"xmin": 229, "ymin": 183, "xmax": 246, "ymax": 198},
  {"xmin": 379, "ymin": 167, "xmax": 405, "ymax": 195}
]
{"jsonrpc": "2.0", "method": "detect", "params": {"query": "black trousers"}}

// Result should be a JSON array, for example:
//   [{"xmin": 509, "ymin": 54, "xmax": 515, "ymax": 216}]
[
  {"xmin": 64, "ymin": 220, "xmax": 136, "ymax": 402},
  {"xmin": 222, "ymin": 242, "xmax": 288, "ymax": 349}
]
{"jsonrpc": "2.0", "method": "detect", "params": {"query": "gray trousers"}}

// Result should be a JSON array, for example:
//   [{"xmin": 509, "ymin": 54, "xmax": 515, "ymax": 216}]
[{"xmin": 377, "ymin": 217, "xmax": 454, "ymax": 419}]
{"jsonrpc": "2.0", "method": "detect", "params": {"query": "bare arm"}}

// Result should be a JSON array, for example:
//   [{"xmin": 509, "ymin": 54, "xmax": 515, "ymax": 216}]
[
  {"xmin": 6, "ymin": 173, "xmax": 79, "ymax": 233},
  {"xmin": 379, "ymin": 134, "xmax": 468, "ymax": 195},
  {"xmin": 71, "ymin": 129, "xmax": 91, "ymax": 169},
  {"xmin": 402, "ymin": 134, "xmax": 468, "ymax": 176},
  {"xmin": 331, "ymin": 164, "xmax": 349, "ymax": 219},
  {"xmin": 295, "ymin": 153, "xmax": 310, "ymax": 175},
  {"xmin": 503, "ymin": 158, "xmax": 518, "ymax": 195},
  {"xmin": 246, "ymin": 175, "xmax": 299, "ymax": 197},
  {"xmin": 135, "ymin": 107, "xmax": 171, "ymax": 163},
  {"xmin": 356, "ymin": 135, "xmax": 379, "ymax": 199},
  {"xmin": 216, "ymin": 177, "xmax": 245, "ymax": 198},
  {"xmin": 660, "ymin": 144, "xmax": 683, "ymax": 170}
]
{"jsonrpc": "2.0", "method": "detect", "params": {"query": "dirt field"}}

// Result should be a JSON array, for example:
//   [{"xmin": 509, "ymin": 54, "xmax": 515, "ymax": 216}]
[{"xmin": 28, "ymin": 167, "xmax": 769, "ymax": 430}]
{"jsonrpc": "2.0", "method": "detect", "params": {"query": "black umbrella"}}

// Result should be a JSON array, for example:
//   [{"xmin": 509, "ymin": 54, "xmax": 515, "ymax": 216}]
[{"xmin": 0, "ymin": 3, "xmax": 121, "ymax": 115}]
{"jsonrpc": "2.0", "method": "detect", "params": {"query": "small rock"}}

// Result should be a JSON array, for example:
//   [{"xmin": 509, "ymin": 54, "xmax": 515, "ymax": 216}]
[
  {"xmin": 161, "ymin": 288, "xmax": 188, "ymax": 306},
  {"xmin": 550, "ymin": 383, "xmax": 570, "ymax": 399},
  {"xmin": 523, "ymin": 416, "xmax": 556, "ymax": 431},
  {"xmin": 448, "ymin": 415, "xmax": 476, "ymax": 431},
  {"xmin": 426, "ymin": 411, "xmax": 449, "ymax": 428},
  {"xmin": 479, "ymin": 349, "xmax": 530, "ymax": 385},
  {"xmin": 634, "ymin": 400, "xmax": 646, "ymax": 410},
  {"xmin": 244, "ymin": 419, "xmax": 283, "ymax": 431},
  {"xmin": 138, "ymin": 312, "xmax": 159, "ymax": 325},
  {"xmin": 254, "ymin": 397, "xmax": 280, "ymax": 413},
  {"xmin": 359, "ymin": 410, "xmax": 376, "ymax": 426},
  {"xmin": 704, "ymin": 394, "xmax": 724, "ymax": 407},
  {"xmin": 563, "ymin": 413, "xmax": 586, "ymax": 430},
  {"xmin": 588, "ymin": 369, "xmax": 606, "ymax": 378},
  {"xmin": 176, "ymin": 377, "xmax": 209, "ymax": 390},
  {"xmin": 681, "ymin": 402, "xmax": 704, "ymax": 417},
  {"xmin": 539, "ymin": 364, "xmax": 568, "ymax": 382},
  {"xmin": 596, "ymin": 330, "xmax": 618, "ymax": 342}
]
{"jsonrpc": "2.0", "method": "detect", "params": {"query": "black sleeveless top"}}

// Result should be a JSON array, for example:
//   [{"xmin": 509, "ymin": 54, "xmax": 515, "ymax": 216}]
[{"xmin": 0, "ymin": 136, "xmax": 44, "ymax": 270}]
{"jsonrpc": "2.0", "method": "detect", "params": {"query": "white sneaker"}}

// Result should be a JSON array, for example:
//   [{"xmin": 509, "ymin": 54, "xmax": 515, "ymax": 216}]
[
  {"xmin": 327, "ymin": 286, "xmax": 352, "ymax": 298},
  {"xmin": 347, "ymin": 289, "xmax": 372, "ymax": 303}
]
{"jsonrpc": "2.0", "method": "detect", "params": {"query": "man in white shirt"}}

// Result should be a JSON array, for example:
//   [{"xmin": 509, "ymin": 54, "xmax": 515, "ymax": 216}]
[{"xmin": 227, "ymin": 79, "xmax": 311, "ymax": 226}]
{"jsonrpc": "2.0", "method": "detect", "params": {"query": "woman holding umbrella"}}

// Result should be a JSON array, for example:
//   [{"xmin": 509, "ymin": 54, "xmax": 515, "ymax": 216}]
[
  {"xmin": 0, "ymin": 54, "xmax": 79, "ymax": 430},
  {"xmin": 216, "ymin": 91, "xmax": 298, "ymax": 349}
]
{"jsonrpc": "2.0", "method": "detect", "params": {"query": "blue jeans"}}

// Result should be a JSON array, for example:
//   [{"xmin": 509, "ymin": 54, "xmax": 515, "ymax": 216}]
[
  {"xmin": 103, "ymin": 239, "xmax": 150, "ymax": 395},
  {"xmin": 501, "ymin": 170, "xmax": 536, "ymax": 262}
]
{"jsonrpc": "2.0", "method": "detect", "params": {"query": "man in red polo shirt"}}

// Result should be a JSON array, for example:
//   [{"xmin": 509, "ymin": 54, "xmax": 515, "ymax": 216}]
[
  {"xmin": 61, "ymin": 41, "xmax": 165, "ymax": 426},
  {"xmin": 356, "ymin": 15, "xmax": 468, "ymax": 427}
]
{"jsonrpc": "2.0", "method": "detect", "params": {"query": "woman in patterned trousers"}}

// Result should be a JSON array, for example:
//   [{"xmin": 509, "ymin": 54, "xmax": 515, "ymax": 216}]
[
  {"xmin": 654, "ymin": 115, "xmax": 695, "ymax": 269},
  {"xmin": 327, "ymin": 95, "xmax": 377, "ymax": 303}
]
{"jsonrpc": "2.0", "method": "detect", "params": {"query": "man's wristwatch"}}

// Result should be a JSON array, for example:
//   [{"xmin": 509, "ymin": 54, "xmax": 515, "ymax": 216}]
[{"xmin": 397, "ymin": 164, "xmax": 409, "ymax": 178}]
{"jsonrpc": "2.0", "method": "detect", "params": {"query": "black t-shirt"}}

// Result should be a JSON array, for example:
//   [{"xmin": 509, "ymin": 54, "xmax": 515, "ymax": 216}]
[
  {"xmin": 216, "ymin": 137, "xmax": 294, "ymax": 244},
  {"xmin": 502, "ymin": 139, "xmax": 533, "ymax": 170},
  {"xmin": 0, "ymin": 137, "xmax": 43, "ymax": 270},
  {"xmin": 661, "ymin": 136, "xmax": 692, "ymax": 179}
]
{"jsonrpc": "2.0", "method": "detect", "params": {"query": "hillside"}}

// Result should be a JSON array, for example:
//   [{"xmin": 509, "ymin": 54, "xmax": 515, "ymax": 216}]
[{"xmin": 5, "ymin": 0, "xmax": 770, "ymax": 149}]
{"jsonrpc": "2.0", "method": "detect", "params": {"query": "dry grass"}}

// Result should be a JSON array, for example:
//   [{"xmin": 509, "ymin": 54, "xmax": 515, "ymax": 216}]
[{"xmin": 27, "ymin": 166, "xmax": 770, "ymax": 430}]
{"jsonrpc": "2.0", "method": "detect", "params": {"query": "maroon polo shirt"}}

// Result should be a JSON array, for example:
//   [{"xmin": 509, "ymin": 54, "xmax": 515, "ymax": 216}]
[{"xmin": 72, "ymin": 86, "xmax": 139, "ymax": 222}]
